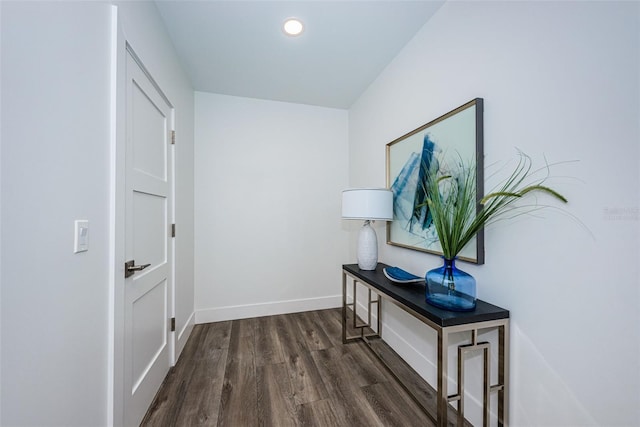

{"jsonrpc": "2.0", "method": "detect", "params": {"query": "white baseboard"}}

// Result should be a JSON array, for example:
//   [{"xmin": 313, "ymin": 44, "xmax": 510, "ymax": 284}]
[
  {"xmin": 354, "ymin": 299, "xmax": 436, "ymax": 379},
  {"xmin": 354, "ymin": 300, "xmax": 485, "ymax": 422},
  {"xmin": 195, "ymin": 294, "xmax": 342, "ymax": 324},
  {"xmin": 175, "ymin": 311, "xmax": 195, "ymax": 361},
  {"xmin": 380, "ymin": 318, "xmax": 438, "ymax": 376}
]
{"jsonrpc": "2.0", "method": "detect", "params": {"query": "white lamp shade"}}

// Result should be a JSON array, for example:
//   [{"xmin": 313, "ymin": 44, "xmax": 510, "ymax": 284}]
[{"xmin": 342, "ymin": 188, "xmax": 393, "ymax": 221}]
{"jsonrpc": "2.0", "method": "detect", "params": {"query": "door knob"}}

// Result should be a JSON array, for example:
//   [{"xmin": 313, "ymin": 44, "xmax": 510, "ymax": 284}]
[{"xmin": 125, "ymin": 260, "xmax": 151, "ymax": 278}]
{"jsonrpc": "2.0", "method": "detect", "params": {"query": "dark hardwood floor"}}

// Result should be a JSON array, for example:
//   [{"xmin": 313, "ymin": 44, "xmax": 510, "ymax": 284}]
[{"xmin": 141, "ymin": 308, "xmax": 444, "ymax": 427}]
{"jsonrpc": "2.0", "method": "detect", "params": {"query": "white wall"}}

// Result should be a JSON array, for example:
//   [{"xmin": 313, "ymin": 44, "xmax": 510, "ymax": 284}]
[
  {"xmin": 349, "ymin": 1, "xmax": 639, "ymax": 425},
  {"xmin": 0, "ymin": 1, "xmax": 194, "ymax": 425},
  {"xmin": 194, "ymin": 92, "xmax": 349, "ymax": 322},
  {"xmin": 1, "ymin": 2, "xmax": 113, "ymax": 425}
]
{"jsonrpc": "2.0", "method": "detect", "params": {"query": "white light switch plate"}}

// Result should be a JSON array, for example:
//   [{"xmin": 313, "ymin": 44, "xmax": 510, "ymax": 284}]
[{"xmin": 74, "ymin": 220, "xmax": 89, "ymax": 253}]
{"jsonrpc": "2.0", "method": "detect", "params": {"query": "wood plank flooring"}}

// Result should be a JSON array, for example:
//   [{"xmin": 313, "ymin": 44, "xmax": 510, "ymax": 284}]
[{"xmin": 141, "ymin": 308, "xmax": 443, "ymax": 427}]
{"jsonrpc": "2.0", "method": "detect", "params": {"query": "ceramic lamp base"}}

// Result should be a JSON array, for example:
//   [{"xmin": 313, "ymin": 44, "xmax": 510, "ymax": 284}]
[{"xmin": 357, "ymin": 220, "xmax": 378, "ymax": 270}]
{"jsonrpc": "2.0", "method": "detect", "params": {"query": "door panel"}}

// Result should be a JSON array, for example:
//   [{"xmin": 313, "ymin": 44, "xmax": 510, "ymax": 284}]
[
  {"xmin": 132, "ymin": 81, "xmax": 167, "ymax": 181},
  {"xmin": 132, "ymin": 191, "xmax": 166, "ymax": 267},
  {"xmin": 123, "ymin": 48, "xmax": 173, "ymax": 427},
  {"xmin": 131, "ymin": 279, "xmax": 167, "ymax": 393}
]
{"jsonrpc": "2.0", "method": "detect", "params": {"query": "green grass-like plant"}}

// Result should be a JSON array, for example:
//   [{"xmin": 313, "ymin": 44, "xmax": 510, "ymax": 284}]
[{"xmin": 421, "ymin": 151, "xmax": 568, "ymax": 260}]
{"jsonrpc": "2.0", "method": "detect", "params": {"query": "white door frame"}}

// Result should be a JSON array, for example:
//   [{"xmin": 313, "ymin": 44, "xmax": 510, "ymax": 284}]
[{"xmin": 108, "ymin": 6, "xmax": 176, "ymax": 425}]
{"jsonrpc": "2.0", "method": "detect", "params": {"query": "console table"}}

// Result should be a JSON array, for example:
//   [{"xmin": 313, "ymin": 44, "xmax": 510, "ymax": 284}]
[{"xmin": 342, "ymin": 263, "xmax": 510, "ymax": 427}]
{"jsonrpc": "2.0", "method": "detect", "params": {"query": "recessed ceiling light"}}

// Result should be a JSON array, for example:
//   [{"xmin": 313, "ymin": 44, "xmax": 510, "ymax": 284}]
[{"xmin": 283, "ymin": 18, "xmax": 304, "ymax": 37}]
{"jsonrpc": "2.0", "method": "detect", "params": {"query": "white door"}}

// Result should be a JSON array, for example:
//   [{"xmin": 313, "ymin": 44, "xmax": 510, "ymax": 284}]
[{"xmin": 123, "ymin": 48, "xmax": 173, "ymax": 426}]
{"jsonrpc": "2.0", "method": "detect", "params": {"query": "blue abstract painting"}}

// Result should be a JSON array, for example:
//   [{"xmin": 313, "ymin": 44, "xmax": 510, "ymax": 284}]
[
  {"xmin": 386, "ymin": 98, "xmax": 484, "ymax": 263},
  {"xmin": 390, "ymin": 134, "xmax": 437, "ymax": 237}
]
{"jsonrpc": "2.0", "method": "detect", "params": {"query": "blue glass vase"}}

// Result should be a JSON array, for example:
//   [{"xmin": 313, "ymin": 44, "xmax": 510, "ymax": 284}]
[{"xmin": 425, "ymin": 257, "xmax": 476, "ymax": 311}]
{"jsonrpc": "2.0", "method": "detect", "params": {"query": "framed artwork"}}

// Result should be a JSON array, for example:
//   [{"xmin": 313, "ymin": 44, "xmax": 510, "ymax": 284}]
[{"xmin": 386, "ymin": 98, "xmax": 484, "ymax": 264}]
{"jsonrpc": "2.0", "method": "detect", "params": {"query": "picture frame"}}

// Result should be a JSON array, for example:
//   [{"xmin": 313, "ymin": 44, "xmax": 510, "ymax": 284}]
[{"xmin": 385, "ymin": 98, "xmax": 484, "ymax": 264}]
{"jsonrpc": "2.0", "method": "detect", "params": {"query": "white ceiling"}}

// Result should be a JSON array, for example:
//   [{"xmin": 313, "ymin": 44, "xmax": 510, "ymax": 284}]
[{"xmin": 155, "ymin": 1, "xmax": 445, "ymax": 109}]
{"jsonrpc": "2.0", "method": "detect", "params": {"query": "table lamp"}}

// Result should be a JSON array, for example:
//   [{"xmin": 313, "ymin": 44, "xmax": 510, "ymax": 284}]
[{"xmin": 342, "ymin": 188, "xmax": 393, "ymax": 270}]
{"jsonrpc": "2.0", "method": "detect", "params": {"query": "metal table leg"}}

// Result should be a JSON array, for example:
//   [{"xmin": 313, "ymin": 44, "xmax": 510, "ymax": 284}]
[{"xmin": 437, "ymin": 329, "xmax": 449, "ymax": 426}]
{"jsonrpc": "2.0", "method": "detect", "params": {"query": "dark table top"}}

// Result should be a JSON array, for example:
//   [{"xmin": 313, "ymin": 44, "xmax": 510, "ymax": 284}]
[{"xmin": 343, "ymin": 263, "xmax": 509, "ymax": 328}]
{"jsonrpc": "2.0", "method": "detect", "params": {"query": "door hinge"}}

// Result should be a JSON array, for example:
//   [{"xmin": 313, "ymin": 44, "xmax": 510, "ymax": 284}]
[
  {"xmin": 171, "ymin": 223, "xmax": 175, "ymax": 237},
  {"xmin": 170, "ymin": 317, "xmax": 175, "ymax": 332},
  {"xmin": 171, "ymin": 130, "xmax": 175, "ymax": 145}
]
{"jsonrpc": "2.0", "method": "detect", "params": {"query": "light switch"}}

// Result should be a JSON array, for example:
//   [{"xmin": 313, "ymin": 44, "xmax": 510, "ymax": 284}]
[{"xmin": 74, "ymin": 220, "xmax": 89, "ymax": 253}]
